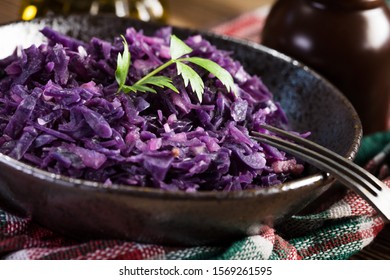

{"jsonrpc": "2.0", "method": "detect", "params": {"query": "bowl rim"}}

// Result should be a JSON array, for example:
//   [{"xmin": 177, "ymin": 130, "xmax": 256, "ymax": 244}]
[{"xmin": 0, "ymin": 15, "xmax": 362, "ymax": 200}]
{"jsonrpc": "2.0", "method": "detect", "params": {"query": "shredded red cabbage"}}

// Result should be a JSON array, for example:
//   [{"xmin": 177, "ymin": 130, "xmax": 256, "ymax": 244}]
[{"xmin": 0, "ymin": 26, "xmax": 306, "ymax": 192}]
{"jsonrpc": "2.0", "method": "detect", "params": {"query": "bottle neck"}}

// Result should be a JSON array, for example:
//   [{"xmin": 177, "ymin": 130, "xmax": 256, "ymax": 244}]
[{"xmin": 309, "ymin": 0, "xmax": 385, "ymax": 10}]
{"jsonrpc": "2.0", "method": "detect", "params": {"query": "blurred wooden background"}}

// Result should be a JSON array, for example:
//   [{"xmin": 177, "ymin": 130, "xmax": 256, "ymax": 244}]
[{"xmin": 0, "ymin": 0, "xmax": 275, "ymax": 28}]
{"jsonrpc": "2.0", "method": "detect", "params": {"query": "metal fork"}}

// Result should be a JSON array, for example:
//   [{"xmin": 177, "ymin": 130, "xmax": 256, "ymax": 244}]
[{"xmin": 250, "ymin": 124, "xmax": 390, "ymax": 222}]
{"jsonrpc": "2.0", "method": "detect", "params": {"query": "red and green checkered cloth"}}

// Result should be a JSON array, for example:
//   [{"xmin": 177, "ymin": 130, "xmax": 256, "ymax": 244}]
[{"xmin": 0, "ymin": 131, "xmax": 389, "ymax": 260}]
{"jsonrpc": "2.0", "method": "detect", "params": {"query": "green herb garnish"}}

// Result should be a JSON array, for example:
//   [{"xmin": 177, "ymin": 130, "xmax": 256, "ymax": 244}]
[{"xmin": 115, "ymin": 34, "xmax": 237, "ymax": 103}]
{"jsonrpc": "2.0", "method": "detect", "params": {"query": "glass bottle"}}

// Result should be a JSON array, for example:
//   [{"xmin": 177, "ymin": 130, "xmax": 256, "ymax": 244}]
[
  {"xmin": 19, "ymin": 0, "xmax": 168, "ymax": 23},
  {"xmin": 262, "ymin": 0, "xmax": 390, "ymax": 135}
]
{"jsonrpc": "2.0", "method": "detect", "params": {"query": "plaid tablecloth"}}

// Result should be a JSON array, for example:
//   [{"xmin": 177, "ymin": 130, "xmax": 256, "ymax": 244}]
[{"xmin": 0, "ymin": 5, "xmax": 389, "ymax": 260}]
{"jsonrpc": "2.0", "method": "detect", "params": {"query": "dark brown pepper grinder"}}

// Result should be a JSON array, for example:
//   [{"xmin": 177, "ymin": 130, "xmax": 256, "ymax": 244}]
[{"xmin": 262, "ymin": 0, "xmax": 390, "ymax": 135}]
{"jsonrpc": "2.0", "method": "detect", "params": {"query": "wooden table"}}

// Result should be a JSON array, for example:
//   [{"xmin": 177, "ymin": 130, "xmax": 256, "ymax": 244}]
[{"xmin": 0, "ymin": 0, "xmax": 389, "ymax": 260}]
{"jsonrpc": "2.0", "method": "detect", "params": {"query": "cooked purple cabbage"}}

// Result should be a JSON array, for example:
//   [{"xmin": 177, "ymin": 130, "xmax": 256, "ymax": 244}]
[{"xmin": 0, "ymin": 26, "xmax": 306, "ymax": 191}]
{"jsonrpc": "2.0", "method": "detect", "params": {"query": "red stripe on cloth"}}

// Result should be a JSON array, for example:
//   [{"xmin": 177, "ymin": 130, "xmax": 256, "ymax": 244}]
[
  {"xmin": 382, "ymin": 178, "xmax": 390, "ymax": 187},
  {"xmin": 0, "ymin": 224, "xmax": 72, "ymax": 257},
  {"xmin": 212, "ymin": 6, "xmax": 270, "ymax": 43},
  {"xmin": 213, "ymin": 15, "xmax": 265, "ymax": 36},
  {"xmin": 273, "ymin": 236, "xmax": 302, "ymax": 260},
  {"xmin": 344, "ymin": 191, "xmax": 377, "ymax": 217},
  {"xmin": 1, "ymin": 211, "xmax": 31, "ymax": 237},
  {"xmin": 6, "ymin": 240, "xmax": 166, "ymax": 260},
  {"xmin": 73, "ymin": 242, "xmax": 165, "ymax": 260}
]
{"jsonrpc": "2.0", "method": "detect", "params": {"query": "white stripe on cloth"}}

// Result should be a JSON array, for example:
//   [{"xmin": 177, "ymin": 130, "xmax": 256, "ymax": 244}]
[
  {"xmin": 327, "ymin": 199, "xmax": 353, "ymax": 219},
  {"xmin": 4, "ymin": 249, "xmax": 30, "ymax": 260}
]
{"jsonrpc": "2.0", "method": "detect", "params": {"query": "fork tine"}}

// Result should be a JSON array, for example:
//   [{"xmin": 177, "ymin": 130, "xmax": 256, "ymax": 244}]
[
  {"xmin": 250, "ymin": 126, "xmax": 390, "ymax": 222},
  {"xmin": 259, "ymin": 124, "xmax": 383, "ymax": 192},
  {"xmin": 251, "ymin": 131, "xmax": 377, "ymax": 198}
]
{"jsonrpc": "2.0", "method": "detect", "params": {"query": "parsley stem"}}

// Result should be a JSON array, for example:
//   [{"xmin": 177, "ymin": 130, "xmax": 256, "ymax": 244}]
[
  {"xmin": 133, "ymin": 60, "xmax": 176, "ymax": 86},
  {"xmin": 133, "ymin": 58, "xmax": 193, "ymax": 86}
]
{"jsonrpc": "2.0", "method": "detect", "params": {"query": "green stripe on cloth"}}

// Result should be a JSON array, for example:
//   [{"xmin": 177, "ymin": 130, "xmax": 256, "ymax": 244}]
[
  {"xmin": 215, "ymin": 235, "xmax": 274, "ymax": 260},
  {"xmin": 354, "ymin": 131, "xmax": 390, "ymax": 165},
  {"xmin": 289, "ymin": 216, "xmax": 383, "ymax": 260},
  {"xmin": 0, "ymin": 210, "xmax": 6, "ymax": 236},
  {"xmin": 165, "ymin": 246, "xmax": 225, "ymax": 260}
]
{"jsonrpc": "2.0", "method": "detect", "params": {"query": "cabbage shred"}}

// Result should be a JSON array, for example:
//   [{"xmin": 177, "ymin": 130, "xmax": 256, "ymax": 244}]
[{"xmin": 0, "ymin": 26, "xmax": 305, "ymax": 191}]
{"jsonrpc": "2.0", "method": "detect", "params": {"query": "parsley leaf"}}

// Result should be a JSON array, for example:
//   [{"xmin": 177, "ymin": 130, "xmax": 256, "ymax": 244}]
[
  {"xmin": 115, "ymin": 35, "xmax": 131, "ymax": 93},
  {"xmin": 176, "ymin": 61, "xmax": 205, "ymax": 102},
  {"xmin": 138, "ymin": 76, "xmax": 179, "ymax": 93},
  {"xmin": 184, "ymin": 57, "xmax": 235, "ymax": 94},
  {"xmin": 116, "ymin": 34, "xmax": 237, "ymax": 103},
  {"xmin": 170, "ymin": 34, "xmax": 193, "ymax": 60}
]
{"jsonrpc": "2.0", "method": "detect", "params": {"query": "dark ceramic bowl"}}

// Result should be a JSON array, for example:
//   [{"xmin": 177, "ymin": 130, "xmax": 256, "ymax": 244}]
[{"xmin": 0, "ymin": 15, "xmax": 362, "ymax": 246}]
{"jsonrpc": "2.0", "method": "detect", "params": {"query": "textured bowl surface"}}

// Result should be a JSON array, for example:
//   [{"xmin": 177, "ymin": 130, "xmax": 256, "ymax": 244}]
[{"xmin": 0, "ymin": 15, "xmax": 362, "ymax": 246}]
